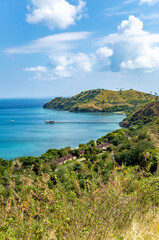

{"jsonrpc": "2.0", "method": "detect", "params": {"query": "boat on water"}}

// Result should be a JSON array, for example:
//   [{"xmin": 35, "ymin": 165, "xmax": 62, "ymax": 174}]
[
  {"xmin": 45, "ymin": 120, "xmax": 55, "ymax": 124},
  {"xmin": 11, "ymin": 120, "xmax": 15, "ymax": 123}
]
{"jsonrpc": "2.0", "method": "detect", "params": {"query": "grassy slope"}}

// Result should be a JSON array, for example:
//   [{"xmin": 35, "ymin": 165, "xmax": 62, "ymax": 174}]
[
  {"xmin": 130, "ymin": 100, "xmax": 159, "ymax": 121},
  {"xmin": 121, "ymin": 100, "xmax": 159, "ymax": 127},
  {"xmin": 43, "ymin": 89, "xmax": 159, "ymax": 113}
]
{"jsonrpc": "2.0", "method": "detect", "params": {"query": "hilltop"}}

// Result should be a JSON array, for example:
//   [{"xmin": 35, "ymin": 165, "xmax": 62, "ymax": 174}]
[
  {"xmin": 120, "ymin": 100, "xmax": 159, "ymax": 127},
  {"xmin": 43, "ymin": 89, "xmax": 158, "ymax": 113}
]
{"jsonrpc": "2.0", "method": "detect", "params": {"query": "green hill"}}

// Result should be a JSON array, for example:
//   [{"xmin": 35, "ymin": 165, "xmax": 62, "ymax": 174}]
[
  {"xmin": 1, "ymin": 92, "xmax": 159, "ymax": 239},
  {"xmin": 120, "ymin": 100, "xmax": 159, "ymax": 127},
  {"xmin": 43, "ymin": 89, "xmax": 158, "ymax": 113}
]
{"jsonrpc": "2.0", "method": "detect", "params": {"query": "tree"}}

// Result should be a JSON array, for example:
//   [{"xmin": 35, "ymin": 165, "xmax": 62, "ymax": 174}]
[{"xmin": 88, "ymin": 140, "xmax": 95, "ymax": 147}]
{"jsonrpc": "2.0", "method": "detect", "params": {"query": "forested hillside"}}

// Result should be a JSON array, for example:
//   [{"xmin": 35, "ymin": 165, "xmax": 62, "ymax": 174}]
[
  {"xmin": 43, "ymin": 89, "xmax": 159, "ymax": 113},
  {"xmin": 120, "ymin": 100, "xmax": 159, "ymax": 127}
]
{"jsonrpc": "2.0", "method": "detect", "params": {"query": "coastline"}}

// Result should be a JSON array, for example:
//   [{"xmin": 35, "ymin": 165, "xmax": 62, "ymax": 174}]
[
  {"xmin": 0, "ymin": 109, "xmax": 125, "ymax": 161},
  {"xmin": 112, "ymin": 111, "xmax": 126, "ymax": 115}
]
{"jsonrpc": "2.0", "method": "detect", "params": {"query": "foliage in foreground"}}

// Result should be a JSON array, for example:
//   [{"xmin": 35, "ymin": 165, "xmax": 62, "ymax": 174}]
[
  {"xmin": 1, "ymin": 113, "xmax": 159, "ymax": 239},
  {"xmin": 1, "ymin": 164, "xmax": 159, "ymax": 240}
]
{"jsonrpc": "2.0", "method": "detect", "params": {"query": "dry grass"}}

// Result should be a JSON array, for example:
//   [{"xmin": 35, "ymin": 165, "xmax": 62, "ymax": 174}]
[
  {"xmin": 148, "ymin": 128, "xmax": 159, "ymax": 148},
  {"xmin": 123, "ymin": 210, "xmax": 159, "ymax": 240},
  {"xmin": 0, "ymin": 168, "xmax": 159, "ymax": 239}
]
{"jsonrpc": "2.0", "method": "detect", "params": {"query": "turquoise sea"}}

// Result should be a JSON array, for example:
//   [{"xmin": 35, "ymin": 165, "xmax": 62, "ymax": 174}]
[{"xmin": 0, "ymin": 99, "xmax": 125, "ymax": 160}]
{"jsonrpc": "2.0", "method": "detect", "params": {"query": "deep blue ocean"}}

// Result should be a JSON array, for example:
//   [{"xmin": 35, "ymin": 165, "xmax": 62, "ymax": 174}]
[{"xmin": 0, "ymin": 99, "xmax": 125, "ymax": 160}]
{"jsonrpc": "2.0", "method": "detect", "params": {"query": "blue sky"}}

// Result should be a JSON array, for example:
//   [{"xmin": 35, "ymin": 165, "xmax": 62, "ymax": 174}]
[{"xmin": 0, "ymin": 0, "xmax": 159, "ymax": 98}]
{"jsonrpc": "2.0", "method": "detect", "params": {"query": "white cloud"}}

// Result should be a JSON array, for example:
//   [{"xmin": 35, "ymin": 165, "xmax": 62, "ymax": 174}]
[
  {"xmin": 96, "ymin": 47, "xmax": 113, "ymax": 58},
  {"xmin": 140, "ymin": 0, "xmax": 159, "ymax": 5},
  {"xmin": 123, "ymin": 0, "xmax": 159, "ymax": 5},
  {"xmin": 24, "ymin": 66, "xmax": 56, "ymax": 81},
  {"xmin": 5, "ymin": 32, "xmax": 91, "ymax": 54},
  {"xmin": 24, "ymin": 53, "xmax": 96, "ymax": 81},
  {"xmin": 51, "ymin": 53, "xmax": 96, "ymax": 77},
  {"xmin": 70, "ymin": 53, "xmax": 95, "ymax": 72},
  {"xmin": 121, "ymin": 46, "xmax": 159, "ymax": 70},
  {"xmin": 24, "ymin": 66, "xmax": 47, "ymax": 72},
  {"xmin": 10, "ymin": 15, "xmax": 159, "ymax": 81},
  {"xmin": 124, "ymin": 0, "xmax": 159, "ymax": 4},
  {"xmin": 105, "ymin": 5, "xmax": 138, "ymax": 17},
  {"xmin": 98, "ymin": 15, "xmax": 159, "ymax": 71},
  {"xmin": 140, "ymin": 13, "xmax": 159, "ymax": 25},
  {"xmin": 24, "ymin": 65, "xmax": 55, "ymax": 81},
  {"xmin": 141, "ymin": 13, "xmax": 159, "ymax": 20},
  {"xmin": 26, "ymin": 0, "xmax": 86, "ymax": 29},
  {"xmin": 117, "ymin": 15, "xmax": 144, "ymax": 34},
  {"xmin": 123, "ymin": 0, "xmax": 137, "ymax": 4},
  {"xmin": 96, "ymin": 47, "xmax": 113, "ymax": 69},
  {"xmin": 7, "ymin": 31, "xmax": 94, "ymax": 81}
]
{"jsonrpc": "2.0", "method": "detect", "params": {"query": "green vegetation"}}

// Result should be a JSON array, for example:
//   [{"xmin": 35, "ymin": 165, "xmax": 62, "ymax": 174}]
[
  {"xmin": 1, "ymin": 98, "xmax": 159, "ymax": 239},
  {"xmin": 120, "ymin": 100, "xmax": 159, "ymax": 127},
  {"xmin": 43, "ymin": 89, "xmax": 159, "ymax": 113}
]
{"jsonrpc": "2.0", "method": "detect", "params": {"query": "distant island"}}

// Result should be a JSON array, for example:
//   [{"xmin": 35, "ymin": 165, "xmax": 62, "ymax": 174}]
[{"xmin": 43, "ymin": 89, "xmax": 159, "ymax": 114}]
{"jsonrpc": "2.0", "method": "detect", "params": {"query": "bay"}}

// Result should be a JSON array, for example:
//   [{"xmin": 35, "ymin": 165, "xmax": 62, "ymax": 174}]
[{"xmin": 0, "ymin": 99, "xmax": 125, "ymax": 160}]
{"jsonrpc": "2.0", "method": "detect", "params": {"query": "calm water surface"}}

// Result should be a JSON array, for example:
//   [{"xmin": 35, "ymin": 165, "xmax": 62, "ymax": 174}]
[{"xmin": 0, "ymin": 99, "xmax": 125, "ymax": 160}]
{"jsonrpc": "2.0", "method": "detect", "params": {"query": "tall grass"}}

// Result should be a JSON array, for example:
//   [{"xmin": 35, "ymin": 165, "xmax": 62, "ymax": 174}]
[{"xmin": 0, "ymin": 165, "xmax": 159, "ymax": 239}]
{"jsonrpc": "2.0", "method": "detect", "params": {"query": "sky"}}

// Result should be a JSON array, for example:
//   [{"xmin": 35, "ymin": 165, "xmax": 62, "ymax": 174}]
[{"xmin": 0, "ymin": 0, "xmax": 159, "ymax": 98}]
